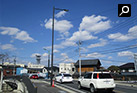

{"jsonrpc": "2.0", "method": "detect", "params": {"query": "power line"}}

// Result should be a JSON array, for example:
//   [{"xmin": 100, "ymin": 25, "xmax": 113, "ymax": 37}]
[{"xmin": 82, "ymin": 44, "xmax": 137, "ymax": 55}]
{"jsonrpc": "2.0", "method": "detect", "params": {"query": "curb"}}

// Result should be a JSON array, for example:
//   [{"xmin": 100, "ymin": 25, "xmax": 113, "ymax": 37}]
[{"xmin": 115, "ymin": 83, "xmax": 137, "ymax": 88}]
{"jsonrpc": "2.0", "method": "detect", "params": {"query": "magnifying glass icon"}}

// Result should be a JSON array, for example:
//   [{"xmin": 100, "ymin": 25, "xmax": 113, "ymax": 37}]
[{"xmin": 119, "ymin": 6, "xmax": 129, "ymax": 16}]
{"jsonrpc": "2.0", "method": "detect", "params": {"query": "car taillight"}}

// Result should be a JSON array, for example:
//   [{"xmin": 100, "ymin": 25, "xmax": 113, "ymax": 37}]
[
  {"xmin": 32, "ymin": 76, "xmax": 34, "ymax": 78},
  {"xmin": 97, "ymin": 73, "xmax": 99, "ymax": 79}
]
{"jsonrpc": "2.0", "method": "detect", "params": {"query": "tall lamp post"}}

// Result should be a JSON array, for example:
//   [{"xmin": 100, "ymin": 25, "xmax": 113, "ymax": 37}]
[
  {"xmin": 43, "ymin": 48, "xmax": 50, "ymax": 79},
  {"xmin": 51, "ymin": 6, "xmax": 69, "ymax": 86}
]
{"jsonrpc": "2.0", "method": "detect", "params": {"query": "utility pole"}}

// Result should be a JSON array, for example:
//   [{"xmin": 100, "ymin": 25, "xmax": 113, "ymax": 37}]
[
  {"xmin": 43, "ymin": 48, "xmax": 50, "ymax": 79},
  {"xmin": 134, "ymin": 54, "xmax": 137, "ymax": 75},
  {"xmin": 14, "ymin": 56, "xmax": 16, "ymax": 76},
  {"xmin": 51, "ymin": 6, "xmax": 68, "ymax": 86},
  {"xmin": 0, "ymin": 59, "xmax": 4, "ymax": 91},
  {"xmin": 78, "ymin": 40, "xmax": 82, "ymax": 78}
]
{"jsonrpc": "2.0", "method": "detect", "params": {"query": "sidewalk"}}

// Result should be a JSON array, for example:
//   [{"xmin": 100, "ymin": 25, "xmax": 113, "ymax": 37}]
[{"xmin": 115, "ymin": 81, "xmax": 137, "ymax": 87}]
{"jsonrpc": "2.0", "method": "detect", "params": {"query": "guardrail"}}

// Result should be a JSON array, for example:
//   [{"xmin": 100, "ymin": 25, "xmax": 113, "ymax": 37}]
[{"xmin": 4, "ymin": 75, "xmax": 37, "ymax": 93}]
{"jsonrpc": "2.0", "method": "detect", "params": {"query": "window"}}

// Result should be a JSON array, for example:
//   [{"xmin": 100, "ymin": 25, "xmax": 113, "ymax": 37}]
[
  {"xmin": 93, "ymin": 73, "xmax": 97, "ymax": 79},
  {"xmin": 63, "ymin": 74, "xmax": 71, "ymax": 77},
  {"xmin": 84, "ymin": 73, "xmax": 92, "ymax": 79},
  {"xmin": 6, "ymin": 70, "xmax": 10, "ymax": 74},
  {"xmin": 93, "ymin": 73, "xmax": 112, "ymax": 79}
]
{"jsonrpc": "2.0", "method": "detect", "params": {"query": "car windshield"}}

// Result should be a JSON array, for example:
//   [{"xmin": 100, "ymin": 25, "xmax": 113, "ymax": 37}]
[{"xmin": 63, "ymin": 74, "xmax": 71, "ymax": 77}]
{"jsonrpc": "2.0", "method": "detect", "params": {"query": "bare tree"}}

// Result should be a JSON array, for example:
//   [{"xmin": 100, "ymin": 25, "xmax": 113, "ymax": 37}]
[{"xmin": 0, "ymin": 53, "xmax": 9, "ymax": 62}]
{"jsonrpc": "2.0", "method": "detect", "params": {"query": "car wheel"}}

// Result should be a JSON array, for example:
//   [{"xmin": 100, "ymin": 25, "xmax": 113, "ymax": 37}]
[
  {"xmin": 78, "ymin": 82, "xmax": 82, "ymax": 89},
  {"xmin": 90, "ymin": 85, "xmax": 95, "ymax": 93},
  {"xmin": 107, "ymin": 88, "xmax": 114, "ymax": 92}
]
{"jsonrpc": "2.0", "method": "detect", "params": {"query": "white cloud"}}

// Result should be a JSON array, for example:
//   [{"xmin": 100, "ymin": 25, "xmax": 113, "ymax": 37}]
[
  {"xmin": 45, "ymin": 18, "xmax": 73, "ymax": 37},
  {"xmin": 84, "ymin": 52, "xmax": 106, "ymax": 58},
  {"xmin": 0, "ymin": 44, "xmax": 17, "ymax": 51},
  {"xmin": 108, "ymin": 56, "xmax": 112, "ymax": 59},
  {"xmin": 88, "ymin": 38, "xmax": 107, "ymax": 48},
  {"xmin": 108, "ymin": 25, "xmax": 137, "ymax": 41},
  {"xmin": 101, "ymin": 60, "xmax": 112, "ymax": 64},
  {"xmin": 15, "ymin": 31, "xmax": 37, "ymax": 43},
  {"xmin": 43, "ymin": 31, "xmax": 97, "ymax": 51},
  {"xmin": 31, "ymin": 53, "xmax": 41, "ymax": 58},
  {"xmin": 68, "ymin": 31, "xmax": 97, "ymax": 42},
  {"xmin": 42, "ymin": 53, "xmax": 48, "ymax": 57},
  {"xmin": 81, "ymin": 47, "xmax": 88, "ymax": 52},
  {"xmin": 0, "ymin": 27, "xmax": 37, "ymax": 43},
  {"xmin": 55, "ymin": 11, "xmax": 67, "ymax": 18},
  {"xmin": 79, "ymin": 15, "xmax": 111, "ymax": 34},
  {"xmin": 0, "ymin": 27, "xmax": 19, "ymax": 35},
  {"xmin": 54, "ymin": 49, "xmax": 60, "ymax": 53},
  {"xmin": 60, "ymin": 53, "xmax": 74, "ymax": 62},
  {"xmin": 118, "ymin": 51, "xmax": 134, "ymax": 57}
]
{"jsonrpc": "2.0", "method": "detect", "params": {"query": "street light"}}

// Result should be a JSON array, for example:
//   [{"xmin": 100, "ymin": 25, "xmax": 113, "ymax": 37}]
[
  {"xmin": 43, "ymin": 48, "xmax": 50, "ymax": 79},
  {"xmin": 51, "ymin": 6, "xmax": 69, "ymax": 86}
]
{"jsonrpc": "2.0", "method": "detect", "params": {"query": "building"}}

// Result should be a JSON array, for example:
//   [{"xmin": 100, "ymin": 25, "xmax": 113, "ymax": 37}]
[
  {"xmin": 2, "ymin": 65, "xmax": 20, "ymax": 77},
  {"xmin": 0, "ymin": 62, "xmax": 26, "ymax": 77},
  {"xmin": 119, "ymin": 63, "xmax": 136, "ymax": 75},
  {"xmin": 75, "ymin": 59, "xmax": 101, "ymax": 73},
  {"xmin": 27, "ymin": 63, "xmax": 47, "ymax": 73},
  {"xmin": 46, "ymin": 66, "xmax": 59, "ymax": 76},
  {"xmin": 3, "ymin": 62, "xmax": 25, "ymax": 68},
  {"xmin": 59, "ymin": 63, "xmax": 75, "ymax": 75}
]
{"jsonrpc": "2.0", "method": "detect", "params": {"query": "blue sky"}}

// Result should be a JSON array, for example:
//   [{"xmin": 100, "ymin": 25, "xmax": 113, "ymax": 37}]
[{"xmin": 0, "ymin": 0, "xmax": 137, "ymax": 68}]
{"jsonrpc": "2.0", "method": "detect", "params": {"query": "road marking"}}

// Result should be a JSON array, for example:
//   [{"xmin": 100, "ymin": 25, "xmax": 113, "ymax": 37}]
[
  {"xmin": 56, "ymin": 82, "xmax": 86, "ymax": 93},
  {"xmin": 114, "ymin": 90, "xmax": 126, "ymax": 93},
  {"xmin": 32, "ymin": 80, "xmax": 78, "ymax": 93}
]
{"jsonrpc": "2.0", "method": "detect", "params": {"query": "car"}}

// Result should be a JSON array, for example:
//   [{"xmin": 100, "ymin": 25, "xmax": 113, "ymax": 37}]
[
  {"xmin": 55, "ymin": 73, "xmax": 73, "ymax": 83},
  {"xmin": 30, "ymin": 74, "xmax": 39, "ymax": 79},
  {"xmin": 78, "ymin": 72, "xmax": 116, "ymax": 93}
]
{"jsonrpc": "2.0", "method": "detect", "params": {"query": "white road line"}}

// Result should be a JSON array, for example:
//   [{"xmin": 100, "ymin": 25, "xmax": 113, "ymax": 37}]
[
  {"xmin": 32, "ymin": 80, "xmax": 79, "ymax": 93},
  {"xmin": 56, "ymin": 83, "xmax": 86, "ymax": 93},
  {"xmin": 114, "ymin": 90, "xmax": 126, "ymax": 93}
]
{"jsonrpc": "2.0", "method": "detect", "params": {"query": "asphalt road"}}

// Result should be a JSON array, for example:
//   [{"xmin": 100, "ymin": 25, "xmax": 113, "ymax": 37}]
[
  {"xmin": 54, "ymin": 80, "xmax": 137, "ymax": 93},
  {"xmin": 33, "ymin": 79, "xmax": 137, "ymax": 93}
]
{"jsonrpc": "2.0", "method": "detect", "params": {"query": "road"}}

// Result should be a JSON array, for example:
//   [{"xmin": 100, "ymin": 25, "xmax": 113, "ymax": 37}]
[
  {"xmin": 33, "ymin": 79, "xmax": 137, "ymax": 93},
  {"xmin": 54, "ymin": 80, "xmax": 137, "ymax": 93}
]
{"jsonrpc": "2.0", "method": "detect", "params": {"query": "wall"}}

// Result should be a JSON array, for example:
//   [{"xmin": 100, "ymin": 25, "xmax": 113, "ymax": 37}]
[
  {"xmin": 59, "ymin": 63, "xmax": 75, "ymax": 75},
  {"xmin": 3, "ymin": 69, "xmax": 16, "ymax": 76},
  {"xmin": 78, "ymin": 67, "xmax": 94, "ymax": 72}
]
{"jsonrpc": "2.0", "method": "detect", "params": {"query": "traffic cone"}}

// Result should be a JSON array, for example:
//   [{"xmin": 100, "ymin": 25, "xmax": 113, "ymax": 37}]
[{"xmin": 52, "ymin": 80, "xmax": 55, "ymax": 87}]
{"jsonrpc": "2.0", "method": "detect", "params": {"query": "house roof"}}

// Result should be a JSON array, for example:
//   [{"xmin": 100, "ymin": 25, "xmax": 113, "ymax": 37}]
[
  {"xmin": 119, "ymin": 63, "xmax": 135, "ymax": 69},
  {"xmin": 45, "ymin": 66, "xmax": 59, "ymax": 71},
  {"xmin": 75, "ymin": 59, "xmax": 101, "ymax": 67}
]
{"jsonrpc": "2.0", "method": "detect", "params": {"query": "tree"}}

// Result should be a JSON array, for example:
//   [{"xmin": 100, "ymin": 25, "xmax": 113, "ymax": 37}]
[
  {"xmin": 107, "ymin": 65, "xmax": 120, "ymax": 73},
  {"xmin": 0, "ymin": 53, "xmax": 9, "ymax": 63}
]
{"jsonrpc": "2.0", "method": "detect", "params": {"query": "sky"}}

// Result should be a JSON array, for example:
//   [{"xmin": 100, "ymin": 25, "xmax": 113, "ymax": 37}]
[{"xmin": 0, "ymin": 0, "xmax": 137, "ymax": 68}]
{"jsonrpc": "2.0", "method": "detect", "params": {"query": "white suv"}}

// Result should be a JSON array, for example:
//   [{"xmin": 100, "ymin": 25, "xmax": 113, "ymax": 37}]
[
  {"xmin": 78, "ymin": 72, "xmax": 116, "ymax": 93},
  {"xmin": 55, "ymin": 73, "xmax": 73, "ymax": 83}
]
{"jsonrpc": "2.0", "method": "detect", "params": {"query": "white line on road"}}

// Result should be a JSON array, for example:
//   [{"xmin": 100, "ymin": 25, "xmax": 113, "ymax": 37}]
[
  {"xmin": 32, "ymin": 80, "xmax": 82, "ymax": 93},
  {"xmin": 114, "ymin": 90, "xmax": 126, "ymax": 93},
  {"xmin": 56, "ymin": 82, "xmax": 86, "ymax": 93}
]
